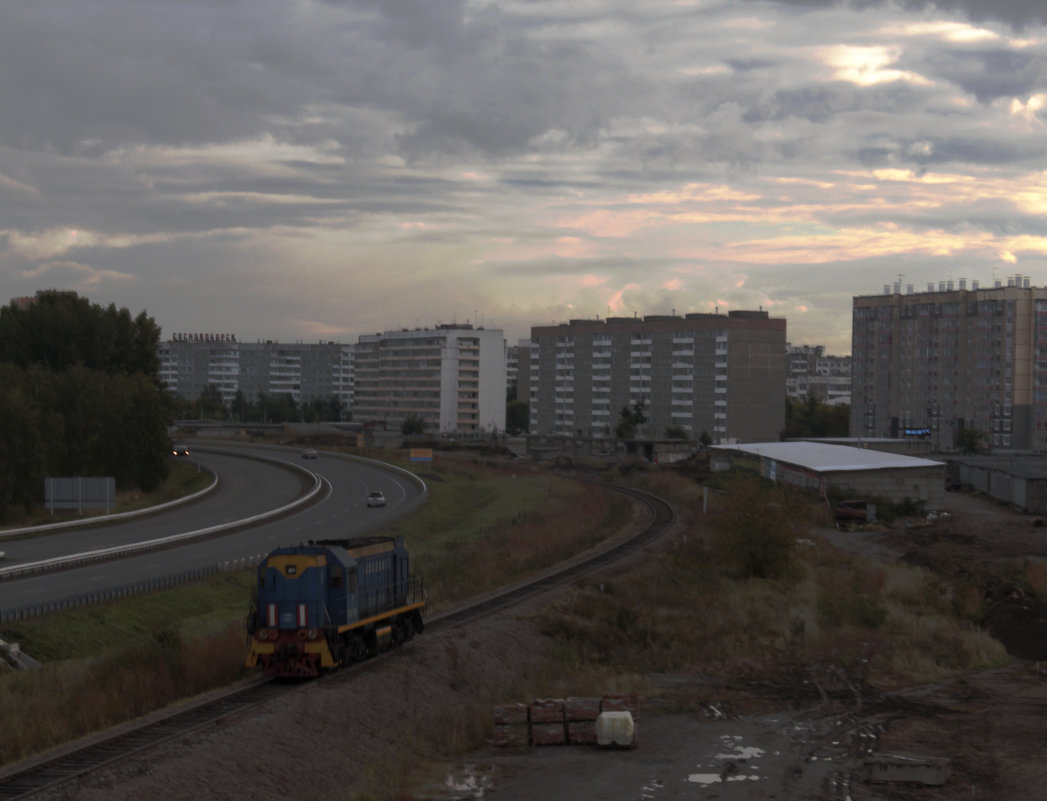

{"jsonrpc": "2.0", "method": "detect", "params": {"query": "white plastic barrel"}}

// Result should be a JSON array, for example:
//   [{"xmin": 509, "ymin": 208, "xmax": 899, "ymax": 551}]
[{"xmin": 596, "ymin": 710, "xmax": 635, "ymax": 748}]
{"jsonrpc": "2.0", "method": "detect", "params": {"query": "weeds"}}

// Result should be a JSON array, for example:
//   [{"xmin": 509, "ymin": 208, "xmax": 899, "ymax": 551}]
[{"xmin": 538, "ymin": 473, "xmax": 1012, "ymax": 702}]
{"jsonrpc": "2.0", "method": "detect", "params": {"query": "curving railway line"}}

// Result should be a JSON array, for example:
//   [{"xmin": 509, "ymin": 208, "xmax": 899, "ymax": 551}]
[{"xmin": 0, "ymin": 480, "xmax": 674, "ymax": 801}]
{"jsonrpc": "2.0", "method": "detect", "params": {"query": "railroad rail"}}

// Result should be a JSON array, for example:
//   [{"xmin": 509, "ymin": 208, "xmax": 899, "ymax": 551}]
[{"xmin": 0, "ymin": 479, "xmax": 674, "ymax": 800}]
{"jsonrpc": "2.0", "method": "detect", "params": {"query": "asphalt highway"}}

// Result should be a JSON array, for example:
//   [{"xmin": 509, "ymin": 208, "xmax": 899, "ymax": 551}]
[{"xmin": 0, "ymin": 444, "xmax": 426, "ymax": 612}]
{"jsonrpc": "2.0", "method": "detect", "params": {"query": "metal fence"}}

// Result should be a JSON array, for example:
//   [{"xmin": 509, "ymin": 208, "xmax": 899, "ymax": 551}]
[{"xmin": 0, "ymin": 555, "xmax": 265, "ymax": 624}]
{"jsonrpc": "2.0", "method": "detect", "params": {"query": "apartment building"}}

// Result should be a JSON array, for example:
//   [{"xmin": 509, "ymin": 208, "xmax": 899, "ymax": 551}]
[
  {"xmin": 526, "ymin": 311, "xmax": 786, "ymax": 443},
  {"xmin": 851, "ymin": 275, "xmax": 1047, "ymax": 452},
  {"xmin": 351, "ymin": 324, "xmax": 506, "ymax": 434},
  {"xmin": 159, "ymin": 334, "xmax": 354, "ymax": 411},
  {"xmin": 786, "ymin": 343, "xmax": 852, "ymax": 403}
]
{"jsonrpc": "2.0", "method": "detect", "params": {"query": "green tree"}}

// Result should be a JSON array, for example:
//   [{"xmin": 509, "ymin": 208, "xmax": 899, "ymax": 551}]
[
  {"xmin": 0, "ymin": 290, "xmax": 161, "ymax": 377},
  {"xmin": 710, "ymin": 476, "xmax": 807, "ymax": 579},
  {"xmin": 0, "ymin": 291, "xmax": 170, "ymax": 512},
  {"xmin": 958, "ymin": 426, "xmax": 988, "ymax": 454},
  {"xmin": 256, "ymin": 393, "xmax": 298, "ymax": 424},
  {"xmin": 699, "ymin": 429, "xmax": 713, "ymax": 448},
  {"xmin": 0, "ymin": 365, "xmax": 47, "ymax": 522},
  {"xmin": 782, "ymin": 396, "xmax": 850, "ymax": 439},
  {"xmin": 401, "ymin": 414, "xmax": 425, "ymax": 436},
  {"xmin": 230, "ymin": 390, "xmax": 253, "ymax": 422},
  {"xmin": 664, "ymin": 424, "xmax": 689, "ymax": 440},
  {"xmin": 615, "ymin": 398, "xmax": 647, "ymax": 439},
  {"xmin": 300, "ymin": 396, "xmax": 344, "ymax": 423},
  {"xmin": 197, "ymin": 384, "xmax": 228, "ymax": 421},
  {"xmin": 506, "ymin": 400, "xmax": 529, "ymax": 435}
]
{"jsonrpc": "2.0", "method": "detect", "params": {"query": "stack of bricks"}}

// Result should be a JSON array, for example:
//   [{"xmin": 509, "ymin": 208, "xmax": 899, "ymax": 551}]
[
  {"xmin": 492, "ymin": 694, "xmax": 640, "ymax": 748},
  {"xmin": 529, "ymin": 698, "xmax": 567, "ymax": 746},
  {"xmin": 565, "ymin": 696, "xmax": 601, "ymax": 745},
  {"xmin": 491, "ymin": 702, "xmax": 529, "ymax": 747}
]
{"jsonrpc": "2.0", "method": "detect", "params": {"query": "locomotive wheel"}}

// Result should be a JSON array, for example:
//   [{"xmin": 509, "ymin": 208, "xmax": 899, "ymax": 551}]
[{"xmin": 347, "ymin": 636, "xmax": 366, "ymax": 663}]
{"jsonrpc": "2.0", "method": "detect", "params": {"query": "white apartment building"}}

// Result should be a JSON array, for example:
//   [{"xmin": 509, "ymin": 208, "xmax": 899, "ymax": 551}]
[{"xmin": 352, "ymin": 324, "xmax": 506, "ymax": 434}]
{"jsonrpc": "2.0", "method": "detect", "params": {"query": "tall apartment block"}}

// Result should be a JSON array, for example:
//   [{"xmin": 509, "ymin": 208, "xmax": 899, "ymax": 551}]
[
  {"xmin": 786, "ymin": 343, "xmax": 852, "ymax": 403},
  {"xmin": 159, "ymin": 334, "xmax": 354, "ymax": 411},
  {"xmin": 526, "ymin": 311, "xmax": 786, "ymax": 443},
  {"xmin": 352, "ymin": 324, "xmax": 506, "ymax": 434},
  {"xmin": 851, "ymin": 275, "xmax": 1047, "ymax": 452}
]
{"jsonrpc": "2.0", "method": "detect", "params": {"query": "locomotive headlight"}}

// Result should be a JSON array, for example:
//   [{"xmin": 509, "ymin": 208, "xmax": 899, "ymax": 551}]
[{"xmin": 307, "ymin": 629, "xmax": 318, "ymax": 640}]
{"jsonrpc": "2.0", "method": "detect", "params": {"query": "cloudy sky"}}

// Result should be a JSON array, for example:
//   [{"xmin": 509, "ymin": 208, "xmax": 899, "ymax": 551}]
[{"xmin": 4, "ymin": 0, "xmax": 1047, "ymax": 355}]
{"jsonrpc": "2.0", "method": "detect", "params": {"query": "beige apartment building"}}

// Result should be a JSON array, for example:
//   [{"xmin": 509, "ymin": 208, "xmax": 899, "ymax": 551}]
[
  {"xmin": 851, "ymin": 275, "xmax": 1047, "ymax": 452},
  {"xmin": 526, "ymin": 310, "xmax": 786, "ymax": 444}
]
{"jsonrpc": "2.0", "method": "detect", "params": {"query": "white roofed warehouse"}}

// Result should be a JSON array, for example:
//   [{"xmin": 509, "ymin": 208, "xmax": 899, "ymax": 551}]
[{"xmin": 711, "ymin": 442, "xmax": 947, "ymax": 509}]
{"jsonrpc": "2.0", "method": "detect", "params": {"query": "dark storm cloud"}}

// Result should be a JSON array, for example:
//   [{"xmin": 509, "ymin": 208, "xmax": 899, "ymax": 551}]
[
  {"xmin": 923, "ymin": 48, "xmax": 1047, "ymax": 103},
  {"xmin": 748, "ymin": 0, "xmax": 1047, "ymax": 29},
  {"xmin": 0, "ymin": 0, "xmax": 635, "ymax": 162},
  {"xmin": 852, "ymin": 134, "xmax": 1047, "ymax": 168},
  {"xmin": 0, "ymin": 2, "xmax": 311, "ymax": 153},
  {"xmin": 741, "ymin": 83, "xmax": 928, "ymax": 125}
]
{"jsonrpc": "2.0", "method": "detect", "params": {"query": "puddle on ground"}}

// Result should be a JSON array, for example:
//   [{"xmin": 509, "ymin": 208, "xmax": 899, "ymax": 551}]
[
  {"xmin": 418, "ymin": 763, "xmax": 496, "ymax": 800},
  {"xmin": 686, "ymin": 733, "xmax": 766, "ymax": 787}
]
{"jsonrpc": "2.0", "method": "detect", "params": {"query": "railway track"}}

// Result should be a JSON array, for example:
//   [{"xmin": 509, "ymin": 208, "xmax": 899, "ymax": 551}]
[{"xmin": 0, "ymin": 479, "xmax": 674, "ymax": 800}]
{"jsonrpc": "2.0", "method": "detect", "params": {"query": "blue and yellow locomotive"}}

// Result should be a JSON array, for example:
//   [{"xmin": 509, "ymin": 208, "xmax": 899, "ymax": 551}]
[{"xmin": 246, "ymin": 536, "xmax": 425, "ymax": 678}]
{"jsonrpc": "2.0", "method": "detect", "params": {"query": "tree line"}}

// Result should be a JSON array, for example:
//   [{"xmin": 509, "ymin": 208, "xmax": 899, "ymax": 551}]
[
  {"xmin": 168, "ymin": 384, "xmax": 345, "ymax": 424},
  {"xmin": 0, "ymin": 291, "xmax": 170, "ymax": 522}
]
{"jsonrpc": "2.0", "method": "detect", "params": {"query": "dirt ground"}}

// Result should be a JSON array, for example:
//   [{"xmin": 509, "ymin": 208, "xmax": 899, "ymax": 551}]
[{"xmin": 31, "ymin": 489, "xmax": 1047, "ymax": 801}]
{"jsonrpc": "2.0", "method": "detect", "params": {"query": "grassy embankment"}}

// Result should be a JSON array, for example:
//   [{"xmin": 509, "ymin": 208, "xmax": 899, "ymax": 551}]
[
  {"xmin": 0, "ymin": 454, "xmax": 624, "ymax": 767},
  {"xmin": 0, "ymin": 459, "xmax": 214, "ymax": 533},
  {"xmin": 535, "ymin": 468, "xmax": 1015, "ymax": 703}
]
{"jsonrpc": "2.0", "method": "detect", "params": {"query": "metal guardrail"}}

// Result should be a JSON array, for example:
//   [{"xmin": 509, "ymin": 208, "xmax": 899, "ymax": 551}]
[
  {"xmin": 0, "ymin": 451, "xmax": 323, "ymax": 582},
  {"xmin": 0, "ymin": 556, "xmax": 266, "ymax": 624},
  {"xmin": 0, "ymin": 444, "xmax": 429, "ymax": 619},
  {"xmin": 0, "ymin": 469, "xmax": 220, "ymax": 541}
]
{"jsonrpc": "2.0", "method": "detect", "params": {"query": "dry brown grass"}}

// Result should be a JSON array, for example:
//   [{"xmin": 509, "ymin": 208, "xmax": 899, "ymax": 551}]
[
  {"xmin": 537, "ymin": 474, "xmax": 1011, "ymax": 704},
  {"xmin": 421, "ymin": 479, "xmax": 626, "ymax": 609},
  {"xmin": 0, "ymin": 623, "xmax": 244, "ymax": 765}
]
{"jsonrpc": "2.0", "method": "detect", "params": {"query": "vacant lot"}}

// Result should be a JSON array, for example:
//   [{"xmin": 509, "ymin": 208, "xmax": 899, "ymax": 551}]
[{"xmin": 23, "ymin": 475, "xmax": 1047, "ymax": 801}]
